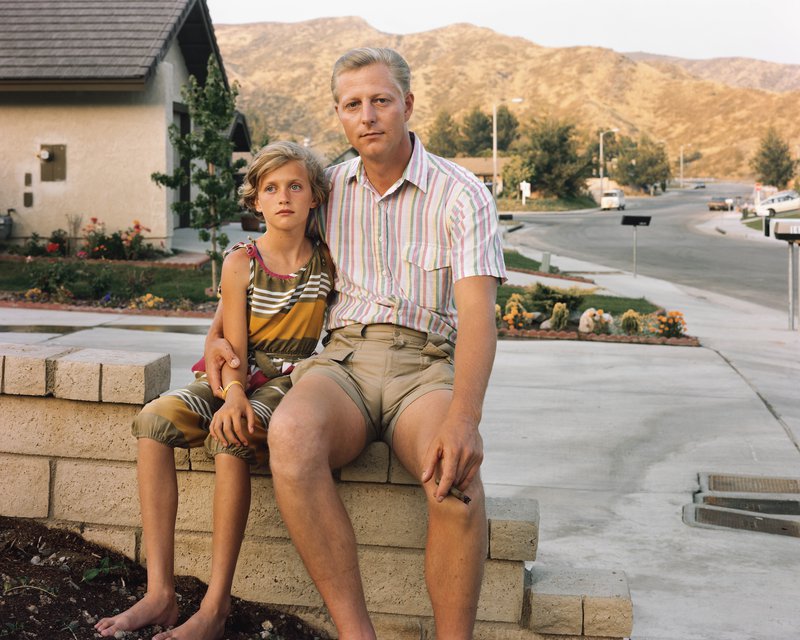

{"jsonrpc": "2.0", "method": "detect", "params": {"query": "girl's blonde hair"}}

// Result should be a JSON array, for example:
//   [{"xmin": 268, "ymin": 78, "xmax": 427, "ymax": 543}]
[{"xmin": 238, "ymin": 141, "xmax": 329, "ymax": 240}]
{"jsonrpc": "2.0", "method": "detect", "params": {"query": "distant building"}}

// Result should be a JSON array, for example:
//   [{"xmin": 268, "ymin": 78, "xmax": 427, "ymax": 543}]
[
  {"xmin": 0, "ymin": 0, "xmax": 250, "ymax": 249},
  {"xmin": 447, "ymin": 157, "xmax": 509, "ymax": 194}
]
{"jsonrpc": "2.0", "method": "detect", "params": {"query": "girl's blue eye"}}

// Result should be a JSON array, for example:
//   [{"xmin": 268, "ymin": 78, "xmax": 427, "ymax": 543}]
[{"xmin": 291, "ymin": 184, "xmax": 301, "ymax": 191}]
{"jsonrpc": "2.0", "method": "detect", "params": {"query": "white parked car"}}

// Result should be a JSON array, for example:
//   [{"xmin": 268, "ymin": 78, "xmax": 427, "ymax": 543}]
[
  {"xmin": 600, "ymin": 189, "xmax": 626, "ymax": 210},
  {"xmin": 755, "ymin": 190, "xmax": 800, "ymax": 217}
]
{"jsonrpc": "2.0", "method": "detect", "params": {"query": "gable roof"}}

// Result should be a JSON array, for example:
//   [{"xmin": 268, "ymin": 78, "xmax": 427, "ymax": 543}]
[{"xmin": 0, "ymin": 0, "xmax": 225, "ymax": 90}]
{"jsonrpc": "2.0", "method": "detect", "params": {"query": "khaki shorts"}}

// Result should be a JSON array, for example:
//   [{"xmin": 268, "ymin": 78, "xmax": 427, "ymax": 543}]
[{"xmin": 290, "ymin": 323, "xmax": 455, "ymax": 445}]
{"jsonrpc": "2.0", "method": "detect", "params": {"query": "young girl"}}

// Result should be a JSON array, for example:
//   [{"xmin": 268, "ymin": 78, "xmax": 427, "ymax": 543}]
[{"xmin": 96, "ymin": 141, "xmax": 333, "ymax": 640}]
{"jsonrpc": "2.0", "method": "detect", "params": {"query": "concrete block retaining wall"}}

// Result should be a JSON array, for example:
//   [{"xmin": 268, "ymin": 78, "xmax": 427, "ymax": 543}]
[{"xmin": 0, "ymin": 342, "xmax": 632, "ymax": 638}]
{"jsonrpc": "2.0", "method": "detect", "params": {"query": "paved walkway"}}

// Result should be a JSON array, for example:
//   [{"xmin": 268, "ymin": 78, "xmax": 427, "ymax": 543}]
[{"xmin": 1, "ymin": 214, "xmax": 799, "ymax": 639}]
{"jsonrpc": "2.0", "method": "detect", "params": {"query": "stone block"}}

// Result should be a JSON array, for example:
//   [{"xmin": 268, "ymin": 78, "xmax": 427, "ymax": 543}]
[
  {"xmin": 389, "ymin": 450, "xmax": 418, "ymax": 485},
  {"xmin": 0, "ymin": 454, "xmax": 50, "ymax": 518},
  {"xmin": 0, "ymin": 395, "xmax": 139, "ymax": 461},
  {"xmin": 340, "ymin": 441, "xmax": 389, "ymax": 483},
  {"xmin": 81, "ymin": 525, "xmax": 138, "ymax": 560},
  {"xmin": 187, "ymin": 447, "xmax": 216, "ymax": 472},
  {"xmin": 342, "ymin": 483, "xmax": 427, "ymax": 549},
  {"xmin": 172, "ymin": 532, "xmax": 524, "ymax": 623},
  {"xmin": 52, "ymin": 459, "xmax": 140, "ymax": 526},
  {"xmin": 582, "ymin": 571, "xmax": 633, "ymax": 637},
  {"xmin": 526, "ymin": 566, "xmax": 633, "ymax": 637},
  {"xmin": 174, "ymin": 472, "xmax": 287, "ymax": 539},
  {"xmin": 175, "ymin": 472, "xmax": 429, "ymax": 549},
  {"xmin": 526, "ymin": 566, "xmax": 583, "ymax": 634},
  {"xmin": 53, "ymin": 349, "xmax": 102, "ymax": 401},
  {"xmin": 487, "ymin": 495, "xmax": 539, "ymax": 561},
  {"xmin": 100, "ymin": 350, "xmax": 170, "ymax": 404},
  {"xmin": 0, "ymin": 343, "xmax": 74, "ymax": 396}
]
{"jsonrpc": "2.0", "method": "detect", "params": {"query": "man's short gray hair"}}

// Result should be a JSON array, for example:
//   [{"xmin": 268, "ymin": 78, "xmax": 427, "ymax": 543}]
[{"xmin": 331, "ymin": 47, "xmax": 411, "ymax": 102}]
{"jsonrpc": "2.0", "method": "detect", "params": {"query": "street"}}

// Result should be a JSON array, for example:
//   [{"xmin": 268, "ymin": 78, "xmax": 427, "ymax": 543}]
[{"xmin": 510, "ymin": 183, "xmax": 789, "ymax": 311}]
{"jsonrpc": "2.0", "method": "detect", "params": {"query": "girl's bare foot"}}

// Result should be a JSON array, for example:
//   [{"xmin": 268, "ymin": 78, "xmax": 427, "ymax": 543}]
[
  {"xmin": 94, "ymin": 591, "xmax": 179, "ymax": 637},
  {"xmin": 152, "ymin": 600, "xmax": 229, "ymax": 640}
]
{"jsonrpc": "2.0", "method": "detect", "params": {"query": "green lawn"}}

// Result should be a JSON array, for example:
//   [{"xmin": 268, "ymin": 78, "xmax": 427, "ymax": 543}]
[
  {"xmin": 497, "ymin": 194, "xmax": 596, "ymax": 212},
  {"xmin": 0, "ymin": 259, "xmax": 213, "ymax": 303},
  {"xmin": 497, "ymin": 283, "xmax": 658, "ymax": 317},
  {"xmin": 2, "ymin": 253, "xmax": 658, "ymax": 317},
  {"xmin": 502, "ymin": 249, "xmax": 558, "ymax": 273},
  {"xmin": 743, "ymin": 211, "xmax": 800, "ymax": 231}
]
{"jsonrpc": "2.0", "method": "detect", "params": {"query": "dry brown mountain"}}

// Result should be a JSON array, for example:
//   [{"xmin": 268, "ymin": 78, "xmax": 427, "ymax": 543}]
[
  {"xmin": 625, "ymin": 52, "xmax": 800, "ymax": 93},
  {"xmin": 215, "ymin": 18, "xmax": 800, "ymax": 179}
]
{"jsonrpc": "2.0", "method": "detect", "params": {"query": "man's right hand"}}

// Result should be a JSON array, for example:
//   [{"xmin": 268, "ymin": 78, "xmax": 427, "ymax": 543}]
[{"xmin": 205, "ymin": 336, "xmax": 240, "ymax": 398}]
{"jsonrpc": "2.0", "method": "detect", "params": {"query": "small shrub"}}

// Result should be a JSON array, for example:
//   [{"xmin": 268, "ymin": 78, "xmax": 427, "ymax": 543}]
[
  {"xmin": 620, "ymin": 309, "xmax": 643, "ymax": 335},
  {"xmin": 550, "ymin": 302, "xmax": 569, "ymax": 331},
  {"xmin": 122, "ymin": 268, "xmax": 156, "ymax": 298},
  {"xmin": 503, "ymin": 293, "xmax": 534, "ymax": 330},
  {"xmin": 528, "ymin": 282, "xmax": 585, "ymax": 315},
  {"xmin": 650, "ymin": 310, "xmax": 686, "ymax": 338},
  {"xmin": 128, "ymin": 293, "xmax": 166, "ymax": 310},
  {"xmin": 592, "ymin": 309, "xmax": 613, "ymax": 334},
  {"xmin": 26, "ymin": 260, "xmax": 79, "ymax": 295}
]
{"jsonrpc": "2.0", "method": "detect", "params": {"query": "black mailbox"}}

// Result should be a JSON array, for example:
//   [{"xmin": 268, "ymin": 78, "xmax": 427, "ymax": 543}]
[
  {"xmin": 773, "ymin": 221, "xmax": 800, "ymax": 242},
  {"xmin": 621, "ymin": 215, "xmax": 651, "ymax": 226}
]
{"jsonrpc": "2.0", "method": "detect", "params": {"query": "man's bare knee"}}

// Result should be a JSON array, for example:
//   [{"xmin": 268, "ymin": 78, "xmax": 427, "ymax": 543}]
[{"xmin": 268, "ymin": 408, "xmax": 330, "ymax": 480}]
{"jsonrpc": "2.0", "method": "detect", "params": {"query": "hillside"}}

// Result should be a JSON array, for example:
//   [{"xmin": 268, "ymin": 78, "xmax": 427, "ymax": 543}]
[
  {"xmin": 214, "ymin": 18, "xmax": 800, "ymax": 179},
  {"xmin": 624, "ymin": 52, "xmax": 800, "ymax": 93}
]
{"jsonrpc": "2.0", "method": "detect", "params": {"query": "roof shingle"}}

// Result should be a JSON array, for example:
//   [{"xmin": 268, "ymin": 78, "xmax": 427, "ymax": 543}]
[{"xmin": 0, "ymin": 0, "xmax": 223, "ymax": 89}]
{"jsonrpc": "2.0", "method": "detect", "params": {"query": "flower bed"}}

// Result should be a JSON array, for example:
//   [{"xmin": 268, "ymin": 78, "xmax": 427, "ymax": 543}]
[{"xmin": 498, "ymin": 326, "xmax": 700, "ymax": 347}]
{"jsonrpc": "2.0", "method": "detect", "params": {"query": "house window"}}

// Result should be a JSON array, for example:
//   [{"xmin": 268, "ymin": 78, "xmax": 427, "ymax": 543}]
[{"xmin": 40, "ymin": 144, "xmax": 66, "ymax": 181}]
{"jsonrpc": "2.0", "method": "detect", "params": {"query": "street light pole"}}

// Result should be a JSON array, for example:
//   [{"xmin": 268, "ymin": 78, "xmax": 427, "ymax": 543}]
[
  {"xmin": 492, "ymin": 98, "xmax": 523, "ymax": 199},
  {"xmin": 599, "ymin": 128, "xmax": 619, "ymax": 201},
  {"xmin": 492, "ymin": 102, "xmax": 498, "ymax": 199},
  {"xmin": 679, "ymin": 143, "xmax": 692, "ymax": 188}
]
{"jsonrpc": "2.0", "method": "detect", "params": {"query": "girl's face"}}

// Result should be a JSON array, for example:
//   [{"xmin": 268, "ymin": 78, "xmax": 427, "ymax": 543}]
[{"xmin": 254, "ymin": 161, "xmax": 318, "ymax": 234}]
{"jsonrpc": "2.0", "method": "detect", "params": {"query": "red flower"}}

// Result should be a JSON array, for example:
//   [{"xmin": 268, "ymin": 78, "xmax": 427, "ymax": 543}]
[{"xmin": 46, "ymin": 242, "xmax": 60, "ymax": 254}]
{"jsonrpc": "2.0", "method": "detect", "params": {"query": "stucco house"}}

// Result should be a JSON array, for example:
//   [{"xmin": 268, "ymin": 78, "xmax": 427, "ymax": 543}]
[{"xmin": 0, "ymin": 0, "xmax": 249, "ymax": 250}]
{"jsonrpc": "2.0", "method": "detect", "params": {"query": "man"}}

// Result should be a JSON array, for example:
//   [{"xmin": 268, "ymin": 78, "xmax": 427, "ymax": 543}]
[{"xmin": 206, "ymin": 48, "xmax": 506, "ymax": 639}]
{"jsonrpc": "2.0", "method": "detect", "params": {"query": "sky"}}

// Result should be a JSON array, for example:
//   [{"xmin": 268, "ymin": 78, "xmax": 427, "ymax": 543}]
[{"xmin": 205, "ymin": 0, "xmax": 799, "ymax": 66}]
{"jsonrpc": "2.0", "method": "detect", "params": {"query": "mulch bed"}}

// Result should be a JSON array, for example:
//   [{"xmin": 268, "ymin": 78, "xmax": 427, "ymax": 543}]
[
  {"xmin": 0, "ymin": 516, "xmax": 328, "ymax": 639},
  {"xmin": 498, "ymin": 327, "xmax": 700, "ymax": 347}
]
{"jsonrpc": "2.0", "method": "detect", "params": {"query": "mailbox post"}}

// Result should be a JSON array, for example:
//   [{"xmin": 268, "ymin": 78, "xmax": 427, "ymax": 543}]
[
  {"xmin": 621, "ymin": 215, "xmax": 651, "ymax": 278},
  {"xmin": 772, "ymin": 220, "xmax": 800, "ymax": 331}
]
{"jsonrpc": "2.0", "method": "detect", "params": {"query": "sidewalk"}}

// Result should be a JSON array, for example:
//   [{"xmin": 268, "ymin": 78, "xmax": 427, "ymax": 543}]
[{"xmin": 1, "ymin": 236, "xmax": 799, "ymax": 638}]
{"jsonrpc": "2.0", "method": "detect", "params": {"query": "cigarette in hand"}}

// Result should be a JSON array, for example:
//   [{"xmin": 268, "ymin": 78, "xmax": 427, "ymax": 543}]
[{"xmin": 435, "ymin": 479, "xmax": 471, "ymax": 505}]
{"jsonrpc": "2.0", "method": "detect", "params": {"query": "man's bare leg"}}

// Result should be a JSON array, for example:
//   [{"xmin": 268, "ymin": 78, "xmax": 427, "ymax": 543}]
[
  {"xmin": 95, "ymin": 438, "xmax": 180, "ymax": 636},
  {"xmin": 153, "ymin": 453, "xmax": 251, "ymax": 640},
  {"xmin": 268, "ymin": 375, "xmax": 376, "ymax": 640},
  {"xmin": 392, "ymin": 390, "xmax": 487, "ymax": 639}
]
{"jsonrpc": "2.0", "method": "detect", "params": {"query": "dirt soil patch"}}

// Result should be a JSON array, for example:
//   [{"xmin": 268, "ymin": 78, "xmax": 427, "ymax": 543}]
[{"xmin": 0, "ymin": 516, "xmax": 328, "ymax": 640}]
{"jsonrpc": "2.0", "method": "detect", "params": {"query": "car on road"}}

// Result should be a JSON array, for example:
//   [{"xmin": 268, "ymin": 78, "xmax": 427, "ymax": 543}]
[
  {"xmin": 755, "ymin": 190, "xmax": 800, "ymax": 217},
  {"xmin": 600, "ymin": 189, "xmax": 626, "ymax": 210},
  {"xmin": 708, "ymin": 197, "xmax": 729, "ymax": 211},
  {"xmin": 693, "ymin": 182, "xmax": 706, "ymax": 189}
]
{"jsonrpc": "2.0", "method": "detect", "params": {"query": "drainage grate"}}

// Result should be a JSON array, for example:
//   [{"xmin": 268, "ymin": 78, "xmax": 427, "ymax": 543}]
[
  {"xmin": 701, "ymin": 495, "xmax": 800, "ymax": 515},
  {"xmin": 685, "ymin": 473, "xmax": 800, "ymax": 537},
  {"xmin": 706, "ymin": 474, "xmax": 800, "ymax": 494},
  {"xmin": 687, "ymin": 505, "xmax": 800, "ymax": 538}
]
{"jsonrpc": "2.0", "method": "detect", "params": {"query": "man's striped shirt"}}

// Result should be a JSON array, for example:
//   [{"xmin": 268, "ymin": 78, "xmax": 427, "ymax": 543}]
[{"xmin": 323, "ymin": 134, "xmax": 506, "ymax": 343}]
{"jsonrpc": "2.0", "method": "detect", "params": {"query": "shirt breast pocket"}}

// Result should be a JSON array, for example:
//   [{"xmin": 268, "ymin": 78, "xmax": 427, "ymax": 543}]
[{"xmin": 399, "ymin": 243, "xmax": 452, "ymax": 310}]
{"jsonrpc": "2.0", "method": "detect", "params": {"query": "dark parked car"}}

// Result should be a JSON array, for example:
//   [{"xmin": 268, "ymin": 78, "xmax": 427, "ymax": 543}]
[{"xmin": 708, "ymin": 197, "xmax": 729, "ymax": 211}]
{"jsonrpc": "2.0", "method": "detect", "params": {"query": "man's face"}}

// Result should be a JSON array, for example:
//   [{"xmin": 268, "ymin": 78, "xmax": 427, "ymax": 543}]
[{"xmin": 334, "ymin": 63, "xmax": 414, "ymax": 164}]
